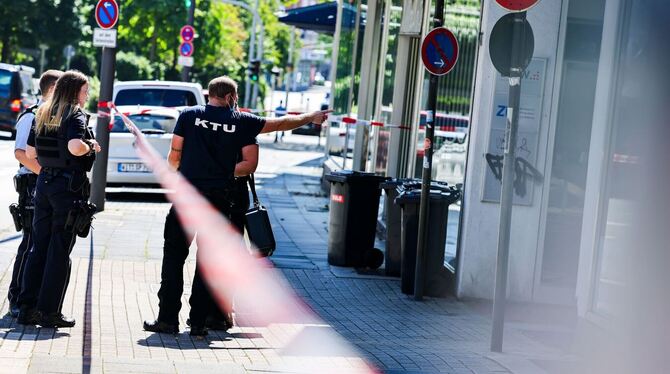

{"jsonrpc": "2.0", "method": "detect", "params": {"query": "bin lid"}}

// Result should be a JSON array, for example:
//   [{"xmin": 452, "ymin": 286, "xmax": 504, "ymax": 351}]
[
  {"xmin": 394, "ymin": 180, "xmax": 451, "ymax": 195},
  {"xmin": 379, "ymin": 178, "xmax": 420, "ymax": 189},
  {"xmin": 325, "ymin": 170, "xmax": 390, "ymax": 184},
  {"xmin": 395, "ymin": 185, "xmax": 461, "ymax": 205}
]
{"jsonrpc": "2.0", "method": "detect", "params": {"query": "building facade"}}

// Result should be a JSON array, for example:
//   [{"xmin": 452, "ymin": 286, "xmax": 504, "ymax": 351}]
[{"xmin": 325, "ymin": 0, "xmax": 640, "ymax": 323}]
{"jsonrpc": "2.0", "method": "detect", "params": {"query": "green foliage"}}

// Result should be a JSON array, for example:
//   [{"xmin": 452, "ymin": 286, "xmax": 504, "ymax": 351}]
[
  {"xmin": 0, "ymin": 0, "xmax": 296, "ymax": 104},
  {"xmin": 116, "ymin": 51, "xmax": 154, "ymax": 81},
  {"xmin": 86, "ymin": 75, "xmax": 101, "ymax": 112}
]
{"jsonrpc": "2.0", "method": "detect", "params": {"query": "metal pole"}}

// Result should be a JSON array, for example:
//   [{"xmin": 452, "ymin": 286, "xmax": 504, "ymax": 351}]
[
  {"xmin": 38, "ymin": 44, "xmax": 48, "ymax": 75},
  {"xmin": 90, "ymin": 46, "xmax": 117, "ymax": 212},
  {"xmin": 413, "ymin": 0, "xmax": 445, "ymax": 301},
  {"xmin": 244, "ymin": 17, "xmax": 256, "ymax": 108},
  {"xmin": 181, "ymin": 0, "xmax": 196, "ymax": 82},
  {"xmin": 251, "ymin": 10, "xmax": 264, "ymax": 108},
  {"xmin": 284, "ymin": 27, "xmax": 295, "ymax": 115},
  {"xmin": 491, "ymin": 11, "xmax": 527, "ymax": 353}
]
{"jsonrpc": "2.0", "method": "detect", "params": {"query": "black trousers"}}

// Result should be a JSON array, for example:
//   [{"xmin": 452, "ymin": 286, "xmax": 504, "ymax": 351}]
[
  {"xmin": 157, "ymin": 190, "xmax": 233, "ymax": 327},
  {"xmin": 206, "ymin": 179, "xmax": 249, "ymax": 322},
  {"xmin": 19, "ymin": 171, "xmax": 88, "ymax": 314},
  {"xmin": 8, "ymin": 174, "xmax": 37, "ymax": 306}
]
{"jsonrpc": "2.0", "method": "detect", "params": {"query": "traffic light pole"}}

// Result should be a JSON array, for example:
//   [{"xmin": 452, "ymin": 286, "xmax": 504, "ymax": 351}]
[
  {"xmin": 181, "ymin": 0, "xmax": 196, "ymax": 82},
  {"xmin": 216, "ymin": 0, "xmax": 263, "ymax": 109}
]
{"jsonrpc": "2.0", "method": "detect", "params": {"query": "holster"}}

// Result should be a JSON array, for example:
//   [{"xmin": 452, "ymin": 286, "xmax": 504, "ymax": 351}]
[
  {"xmin": 65, "ymin": 200, "xmax": 98, "ymax": 238},
  {"xmin": 10, "ymin": 174, "xmax": 37, "ymax": 233},
  {"xmin": 8, "ymin": 204, "xmax": 22, "ymax": 232}
]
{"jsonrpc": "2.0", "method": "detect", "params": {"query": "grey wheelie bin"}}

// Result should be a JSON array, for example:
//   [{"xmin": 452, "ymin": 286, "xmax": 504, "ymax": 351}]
[{"xmin": 396, "ymin": 184, "xmax": 461, "ymax": 296}]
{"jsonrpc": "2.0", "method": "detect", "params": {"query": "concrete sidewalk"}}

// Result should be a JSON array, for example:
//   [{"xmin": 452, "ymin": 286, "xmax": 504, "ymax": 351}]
[{"xmin": 0, "ymin": 134, "xmax": 564, "ymax": 373}]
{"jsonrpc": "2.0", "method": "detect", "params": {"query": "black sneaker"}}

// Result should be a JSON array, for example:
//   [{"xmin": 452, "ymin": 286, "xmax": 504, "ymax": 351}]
[
  {"xmin": 189, "ymin": 325, "xmax": 208, "ymax": 337},
  {"xmin": 40, "ymin": 313, "xmax": 76, "ymax": 328},
  {"xmin": 143, "ymin": 320, "xmax": 178, "ymax": 334},
  {"xmin": 17, "ymin": 307, "xmax": 40, "ymax": 325}
]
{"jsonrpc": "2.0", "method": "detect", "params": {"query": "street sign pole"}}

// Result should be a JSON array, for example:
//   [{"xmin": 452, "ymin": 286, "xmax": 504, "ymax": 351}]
[
  {"xmin": 490, "ymin": 11, "xmax": 529, "ymax": 353},
  {"xmin": 90, "ymin": 46, "xmax": 116, "ymax": 212},
  {"xmin": 181, "ymin": 0, "xmax": 196, "ymax": 82},
  {"xmin": 90, "ymin": 0, "xmax": 119, "ymax": 212},
  {"xmin": 414, "ymin": 0, "xmax": 445, "ymax": 301}
]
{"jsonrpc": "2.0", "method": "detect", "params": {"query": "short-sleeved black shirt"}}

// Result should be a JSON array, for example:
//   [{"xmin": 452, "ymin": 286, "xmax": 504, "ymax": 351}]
[
  {"xmin": 27, "ymin": 110, "xmax": 88, "ymax": 147},
  {"xmin": 174, "ymin": 105, "xmax": 265, "ymax": 189}
]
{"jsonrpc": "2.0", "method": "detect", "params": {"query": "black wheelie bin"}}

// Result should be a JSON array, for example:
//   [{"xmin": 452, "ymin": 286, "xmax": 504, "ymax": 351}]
[
  {"xmin": 396, "ymin": 183, "xmax": 461, "ymax": 296},
  {"xmin": 326, "ymin": 171, "xmax": 389, "ymax": 268}
]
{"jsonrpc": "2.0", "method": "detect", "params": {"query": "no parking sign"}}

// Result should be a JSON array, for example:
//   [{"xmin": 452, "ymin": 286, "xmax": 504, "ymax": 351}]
[
  {"xmin": 95, "ymin": 0, "xmax": 119, "ymax": 29},
  {"xmin": 420, "ymin": 27, "xmax": 459, "ymax": 76}
]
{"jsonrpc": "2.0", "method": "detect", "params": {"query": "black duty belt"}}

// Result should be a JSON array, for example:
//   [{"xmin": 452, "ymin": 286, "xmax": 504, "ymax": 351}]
[{"xmin": 41, "ymin": 167, "xmax": 85, "ymax": 179}]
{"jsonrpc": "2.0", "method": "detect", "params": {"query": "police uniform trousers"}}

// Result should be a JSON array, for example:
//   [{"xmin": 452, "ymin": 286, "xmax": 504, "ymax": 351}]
[
  {"xmin": 8, "ymin": 174, "xmax": 37, "ymax": 306},
  {"xmin": 18, "ymin": 170, "xmax": 89, "ymax": 314},
  {"xmin": 157, "ymin": 188, "xmax": 233, "ymax": 327}
]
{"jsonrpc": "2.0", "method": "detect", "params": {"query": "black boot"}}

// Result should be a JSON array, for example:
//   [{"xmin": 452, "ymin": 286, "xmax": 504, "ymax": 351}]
[
  {"xmin": 143, "ymin": 320, "xmax": 178, "ymax": 334},
  {"xmin": 189, "ymin": 324, "xmax": 208, "ymax": 337},
  {"xmin": 40, "ymin": 313, "xmax": 76, "ymax": 328},
  {"xmin": 17, "ymin": 306, "xmax": 40, "ymax": 325}
]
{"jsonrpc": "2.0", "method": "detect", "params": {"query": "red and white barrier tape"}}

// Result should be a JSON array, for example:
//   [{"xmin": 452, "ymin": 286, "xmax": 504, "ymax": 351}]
[{"xmin": 109, "ymin": 103, "xmax": 378, "ymax": 373}]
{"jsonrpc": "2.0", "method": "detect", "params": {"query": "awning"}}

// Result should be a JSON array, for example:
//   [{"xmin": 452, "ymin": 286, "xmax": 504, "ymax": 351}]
[{"xmin": 278, "ymin": 2, "xmax": 364, "ymax": 35}]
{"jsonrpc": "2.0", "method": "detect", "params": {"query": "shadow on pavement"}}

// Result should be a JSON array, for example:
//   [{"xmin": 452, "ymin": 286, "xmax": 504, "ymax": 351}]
[{"xmin": 137, "ymin": 332, "xmax": 232, "ymax": 349}]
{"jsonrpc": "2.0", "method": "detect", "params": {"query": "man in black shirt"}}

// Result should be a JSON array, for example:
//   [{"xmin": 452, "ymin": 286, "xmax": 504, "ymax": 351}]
[{"xmin": 144, "ymin": 76, "xmax": 329, "ymax": 336}]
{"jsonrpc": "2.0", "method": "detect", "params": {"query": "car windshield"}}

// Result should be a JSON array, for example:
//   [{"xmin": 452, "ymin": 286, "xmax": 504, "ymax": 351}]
[
  {"xmin": 0, "ymin": 70, "xmax": 12, "ymax": 98},
  {"xmin": 112, "ymin": 113, "xmax": 176, "ymax": 133},
  {"xmin": 114, "ymin": 88, "xmax": 197, "ymax": 107}
]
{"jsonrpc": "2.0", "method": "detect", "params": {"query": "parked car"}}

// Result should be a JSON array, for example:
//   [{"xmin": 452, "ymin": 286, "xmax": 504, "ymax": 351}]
[
  {"xmin": 105, "ymin": 106, "xmax": 178, "ymax": 186},
  {"xmin": 113, "ymin": 80, "xmax": 206, "ymax": 108},
  {"xmin": 0, "ymin": 63, "xmax": 38, "ymax": 138},
  {"xmin": 292, "ymin": 122, "xmax": 322, "ymax": 136},
  {"xmin": 327, "ymin": 119, "xmax": 356, "ymax": 155}
]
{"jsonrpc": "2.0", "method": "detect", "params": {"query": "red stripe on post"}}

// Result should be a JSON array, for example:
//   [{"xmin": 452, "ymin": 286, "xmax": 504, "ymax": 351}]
[
  {"xmin": 342, "ymin": 117, "xmax": 357, "ymax": 124},
  {"xmin": 370, "ymin": 121, "xmax": 384, "ymax": 127}
]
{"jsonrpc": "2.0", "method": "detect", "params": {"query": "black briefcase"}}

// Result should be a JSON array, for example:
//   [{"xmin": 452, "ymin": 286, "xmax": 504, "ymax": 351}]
[{"xmin": 245, "ymin": 174, "xmax": 276, "ymax": 257}]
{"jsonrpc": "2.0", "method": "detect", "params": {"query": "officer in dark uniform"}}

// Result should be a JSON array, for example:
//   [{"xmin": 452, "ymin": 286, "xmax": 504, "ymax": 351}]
[
  {"xmin": 144, "ymin": 75, "xmax": 330, "ymax": 336},
  {"xmin": 17, "ymin": 71, "xmax": 100, "ymax": 328},
  {"xmin": 7, "ymin": 70, "xmax": 63, "ymax": 318}
]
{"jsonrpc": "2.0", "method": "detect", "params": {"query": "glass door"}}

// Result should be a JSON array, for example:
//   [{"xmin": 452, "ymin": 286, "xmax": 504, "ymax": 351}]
[{"xmin": 535, "ymin": 0, "xmax": 606, "ymax": 304}]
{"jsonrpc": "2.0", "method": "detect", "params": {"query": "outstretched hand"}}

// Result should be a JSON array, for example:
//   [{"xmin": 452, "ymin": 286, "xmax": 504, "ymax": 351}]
[{"xmin": 310, "ymin": 109, "xmax": 333, "ymax": 125}]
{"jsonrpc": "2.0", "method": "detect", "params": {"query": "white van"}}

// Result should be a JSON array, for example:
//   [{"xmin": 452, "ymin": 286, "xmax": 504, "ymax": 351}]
[{"xmin": 113, "ymin": 80, "xmax": 206, "ymax": 108}]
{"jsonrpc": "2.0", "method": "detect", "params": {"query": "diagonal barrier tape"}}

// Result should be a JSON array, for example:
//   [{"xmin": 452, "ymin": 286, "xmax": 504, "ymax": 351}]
[{"xmin": 109, "ymin": 103, "xmax": 379, "ymax": 373}]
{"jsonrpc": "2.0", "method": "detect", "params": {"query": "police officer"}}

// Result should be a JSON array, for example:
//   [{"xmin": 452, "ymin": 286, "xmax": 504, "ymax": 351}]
[
  {"xmin": 17, "ymin": 71, "xmax": 100, "ymax": 328},
  {"xmin": 7, "ymin": 70, "xmax": 63, "ymax": 318},
  {"xmin": 144, "ymin": 75, "xmax": 329, "ymax": 336}
]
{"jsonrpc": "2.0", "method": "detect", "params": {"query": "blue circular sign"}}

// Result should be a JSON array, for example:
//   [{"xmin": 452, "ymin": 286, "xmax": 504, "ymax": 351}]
[
  {"xmin": 95, "ymin": 0, "xmax": 119, "ymax": 29},
  {"xmin": 421, "ymin": 27, "xmax": 459, "ymax": 76},
  {"xmin": 180, "ymin": 42, "xmax": 194, "ymax": 57}
]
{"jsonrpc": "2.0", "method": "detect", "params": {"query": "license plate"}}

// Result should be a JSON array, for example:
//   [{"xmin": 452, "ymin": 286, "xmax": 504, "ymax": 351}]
[{"xmin": 118, "ymin": 163, "xmax": 151, "ymax": 173}]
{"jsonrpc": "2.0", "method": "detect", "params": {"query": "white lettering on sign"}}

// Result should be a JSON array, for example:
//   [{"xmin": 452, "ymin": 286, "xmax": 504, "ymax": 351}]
[
  {"xmin": 194, "ymin": 118, "xmax": 236, "ymax": 133},
  {"xmin": 178, "ymin": 56, "xmax": 194, "ymax": 67},
  {"xmin": 93, "ymin": 28, "xmax": 117, "ymax": 48}
]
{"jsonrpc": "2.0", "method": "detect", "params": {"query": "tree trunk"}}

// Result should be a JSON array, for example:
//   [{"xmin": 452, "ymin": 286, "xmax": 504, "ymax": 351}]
[{"xmin": 1, "ymin": 34, "xmax": 11, "ymax": 63}]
